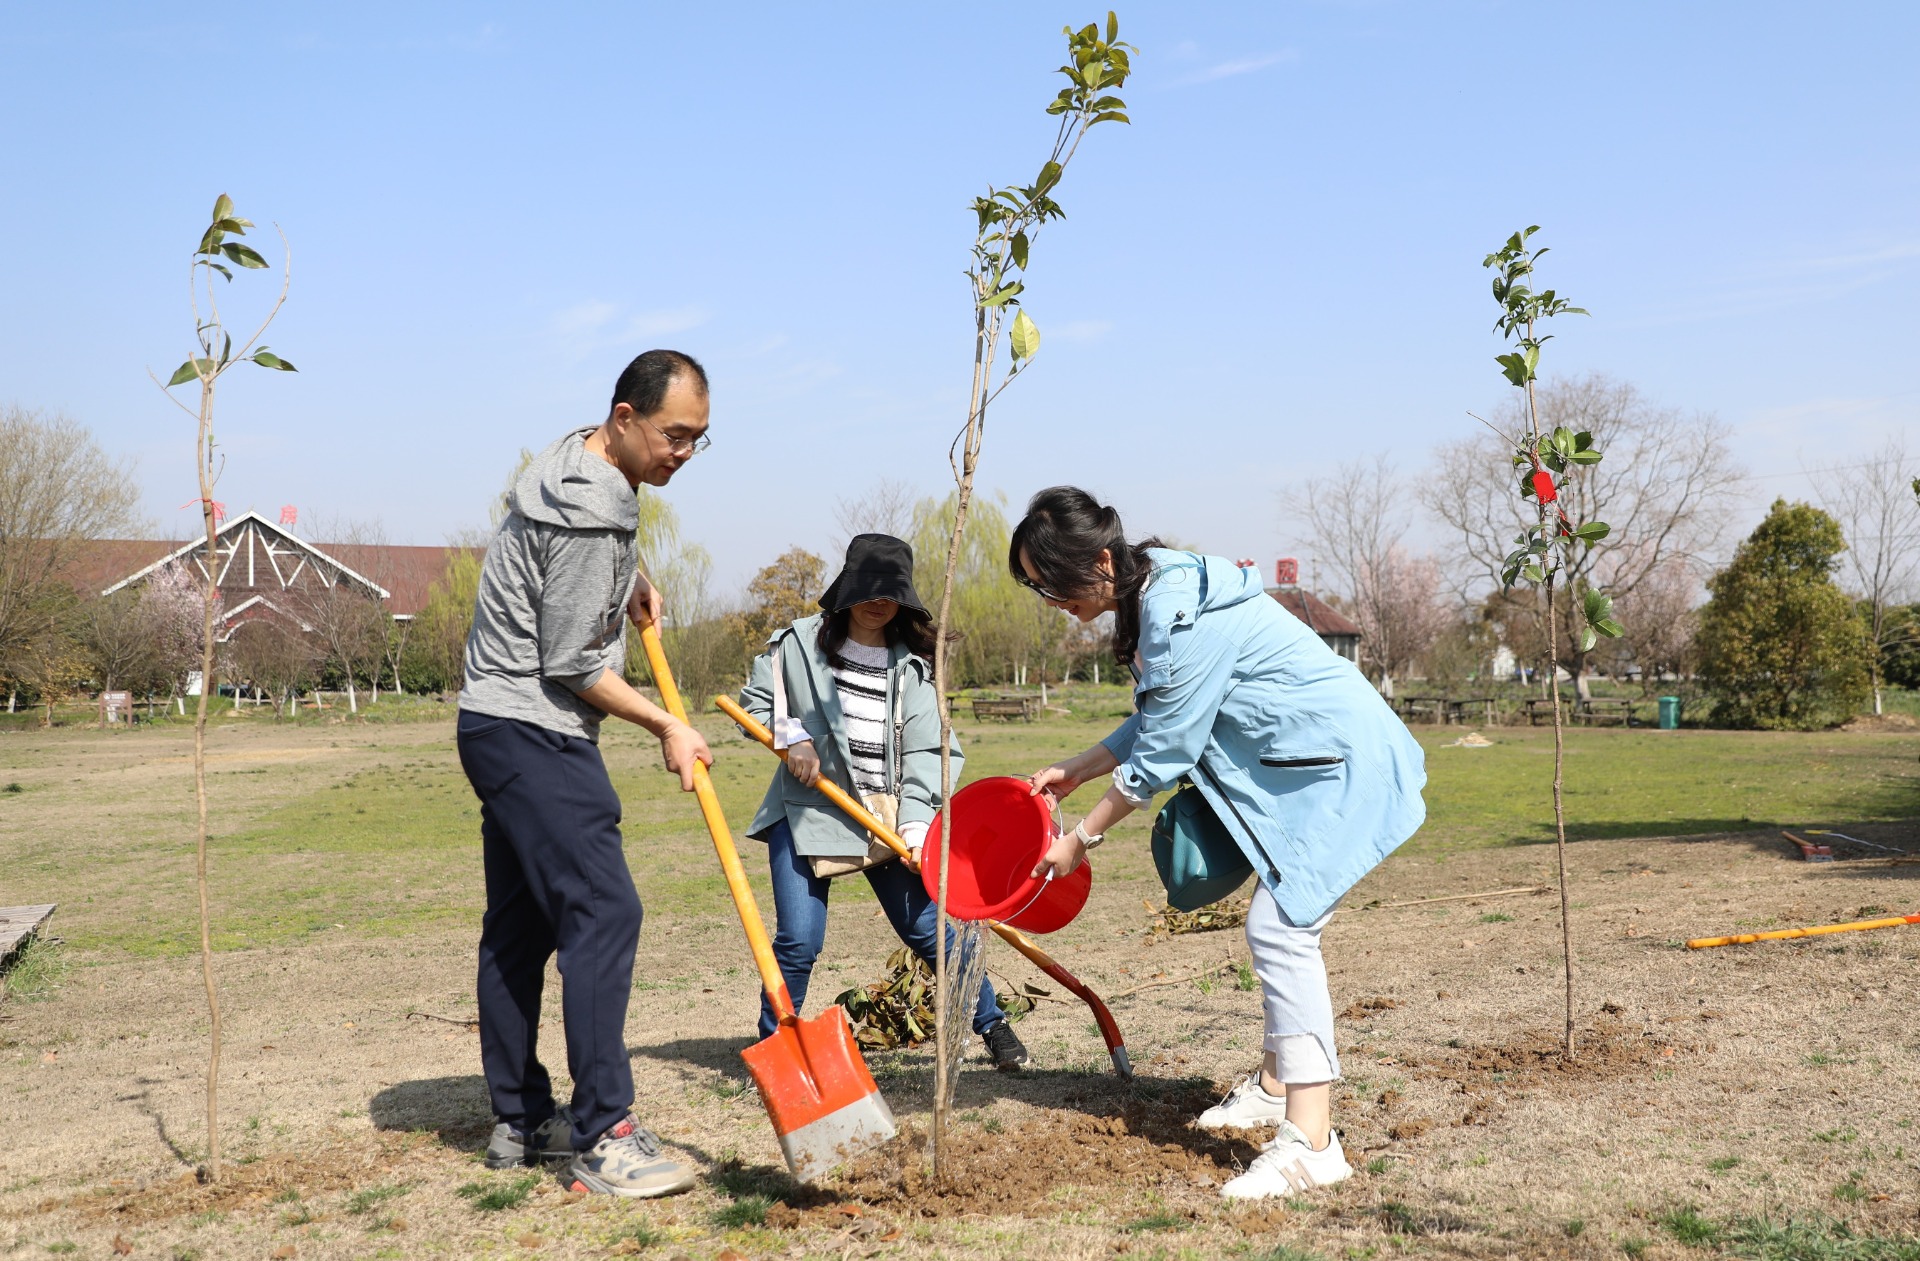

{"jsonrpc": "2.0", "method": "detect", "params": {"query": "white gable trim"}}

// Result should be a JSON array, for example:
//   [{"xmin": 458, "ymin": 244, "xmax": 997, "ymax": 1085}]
[{"xmin": 101, "ymin": 511, "xmax": 392, "ymax": 601}]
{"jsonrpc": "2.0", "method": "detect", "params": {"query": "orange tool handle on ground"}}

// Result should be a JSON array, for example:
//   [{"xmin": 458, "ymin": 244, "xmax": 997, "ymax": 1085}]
[
  {"xmin": 640, "ymin": 627, "xmax": 796, "ymax": 1022},
  {"xmin": 715, "ymin": 694, "xmax": 1133, "ymax": 1076},
  {"xmin": 1688, "ymin": 913, "xmax": 1920, "ymax": 949}
]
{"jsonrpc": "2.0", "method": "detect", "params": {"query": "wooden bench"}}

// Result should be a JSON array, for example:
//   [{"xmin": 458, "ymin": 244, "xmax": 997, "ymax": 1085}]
[
  {"xmin": 1446, "ymin": 697, "xmax": 1497, "ymax": 727},
  {"xmin": 0, "ymin": 904, "xmax": 56, "ymax": 968},
  {"xmin": 1523, "ymin": 697, "xmax": 1567, "ymax": 726},
  {"xmin": 971, "ymin": 696, "xmax": 1038, "ymax": 722},
  {"xmin": 1576, "ymin": 698, "xmax": 1638, "ymax": 727}
]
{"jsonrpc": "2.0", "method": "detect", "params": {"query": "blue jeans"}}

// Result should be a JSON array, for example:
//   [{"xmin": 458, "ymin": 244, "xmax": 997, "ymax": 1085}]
[{"xmin": 759, "ymin": 818, "xmax": 1001, "ymax": 1039}]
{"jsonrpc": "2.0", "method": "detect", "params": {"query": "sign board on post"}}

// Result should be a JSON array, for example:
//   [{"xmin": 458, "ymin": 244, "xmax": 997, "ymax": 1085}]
[{"xmin": 99, "ymin": 691, "xmax": 132, "ymax": 724}]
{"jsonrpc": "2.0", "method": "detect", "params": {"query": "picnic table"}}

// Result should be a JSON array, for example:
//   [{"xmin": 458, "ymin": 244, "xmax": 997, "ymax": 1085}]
[
  {"xmin": 1395, "ymin": 695, "xmax": 1449, "ymax": 724},
  {"xmin": 971, "ymin": 695, "xmax": 1039, "ymax": 722},
  {"xmin": 1445, "ymin": 696, "xmax": 1497, "ymax": 727},
  {"xmin": 1575, "ymin": 697, "xmax": 1639, "ymax": 727},
  {"xmin": 1523, "ymin": 697, "xmax": 1568, "ymax": 726}
]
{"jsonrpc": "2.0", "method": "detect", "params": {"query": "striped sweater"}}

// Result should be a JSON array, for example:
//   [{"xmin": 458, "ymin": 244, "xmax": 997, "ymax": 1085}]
[{"xmin": 830, "ymin": 639, "xmax": 893, "ymax": 795}]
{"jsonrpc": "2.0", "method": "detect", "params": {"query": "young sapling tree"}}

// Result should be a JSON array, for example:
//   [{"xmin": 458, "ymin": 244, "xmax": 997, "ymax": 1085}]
[
  {"xmin": 1478, "ymin": 226, "xmax": 1619, "ymax": 1060},
  {"xmin": 151, "ymin": 194, "xmax": 296, "ymax": 1179},
  {"xmin": 930, "ymin": 15, "xmax": 1133, "ymax": 1176}
]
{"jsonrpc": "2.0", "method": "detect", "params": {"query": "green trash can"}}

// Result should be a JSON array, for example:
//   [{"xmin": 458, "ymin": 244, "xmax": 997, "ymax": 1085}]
[{"xmin": 1657, "ymin": 696, "xmax": 1682, "ymax": 730}]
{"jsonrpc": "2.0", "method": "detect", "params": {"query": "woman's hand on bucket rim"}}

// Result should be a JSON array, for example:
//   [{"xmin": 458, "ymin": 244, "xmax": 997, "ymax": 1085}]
[
  {"xmin": 1027, "ymin": 763, "xmax": 1082, "ymax": 806},
  {"xmin": 1030, "ymin": 825, "xmax": 1087, "ymax": 880}
]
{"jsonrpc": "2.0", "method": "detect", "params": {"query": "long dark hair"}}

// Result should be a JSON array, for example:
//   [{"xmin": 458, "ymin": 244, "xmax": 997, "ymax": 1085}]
[
  {"xmin": 1007, "ymin": 486, "xmax": 1162, "ymax": 668},
  {"xmin": 816, "ymin": 605, "xmax": 939, "ymax": 665}
]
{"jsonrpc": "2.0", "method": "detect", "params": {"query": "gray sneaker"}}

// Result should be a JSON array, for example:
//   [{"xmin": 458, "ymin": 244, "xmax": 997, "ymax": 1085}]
[
  {"xmin": 485, "ymin": 1107, "xmax": 574, "ymax": 1169},
  {"xmin": 566, "ymin": 1116, "xmax": 697, "ymax": 1198}
]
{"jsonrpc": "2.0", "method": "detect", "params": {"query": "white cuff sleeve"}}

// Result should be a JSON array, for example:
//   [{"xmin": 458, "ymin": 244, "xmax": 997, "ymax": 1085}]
[
  {"xmin": 772, "ymin": 718, "xmax": 810, "ymax": 750},
  {"xmin": 1110, "ymin": 764, "xmax": 1151, "ymax": 807},
  {"xmin": 897, "ymin": 820, "xmax": 928, "ymax": 849}
]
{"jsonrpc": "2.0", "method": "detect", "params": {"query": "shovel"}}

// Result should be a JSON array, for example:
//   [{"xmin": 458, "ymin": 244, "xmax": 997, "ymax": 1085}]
[
  {"xmin": 715, "ymin": 694, "xmax": 1133, "ymax": 1078},
  {"xmin": 638, "ymin": 626, "xmax": 895, "ymax": 1182}
]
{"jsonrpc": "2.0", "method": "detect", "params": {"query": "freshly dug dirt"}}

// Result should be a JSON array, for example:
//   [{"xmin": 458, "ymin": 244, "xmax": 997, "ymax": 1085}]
[{"xmin": 744, "ymin": 1086, "xmax": 1267, "ymax": 1223}]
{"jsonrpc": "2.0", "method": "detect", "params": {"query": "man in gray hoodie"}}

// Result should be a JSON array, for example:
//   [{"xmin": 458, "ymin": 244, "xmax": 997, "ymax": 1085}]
[{"xmin": 456, "ymin": 349, "xmax": 712, "ymax": 1198}]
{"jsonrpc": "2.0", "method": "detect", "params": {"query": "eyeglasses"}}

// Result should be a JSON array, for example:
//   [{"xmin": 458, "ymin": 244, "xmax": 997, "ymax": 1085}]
[
  {"xmin": 643, "ymin": 416, "xmax": 712, "ymax": 457},
  {"xmin": 1014, "ymin": 571, "xmax": 1066, "ymax": 602}
]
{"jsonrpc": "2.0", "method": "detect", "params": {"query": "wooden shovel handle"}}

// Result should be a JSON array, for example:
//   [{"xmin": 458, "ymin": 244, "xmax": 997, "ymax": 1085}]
[
  {"xmin": 716, "ymin": 695, "xmax": 915, "ymax": 862},
  {"xmin": 641, "ymin": 627, "xmax": 795, "ymax": 1022}
]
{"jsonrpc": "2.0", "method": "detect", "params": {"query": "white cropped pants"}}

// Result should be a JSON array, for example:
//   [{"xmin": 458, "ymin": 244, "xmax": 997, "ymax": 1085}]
[{"xmin": 1245, "ymin": 882, "xmax": 1340, "ymax": 1083}]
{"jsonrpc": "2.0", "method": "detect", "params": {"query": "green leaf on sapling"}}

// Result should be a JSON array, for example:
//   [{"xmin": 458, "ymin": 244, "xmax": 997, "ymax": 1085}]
[
  {"xmin": 979, "ymin": 280, "xmax": 1024, "ymax": 308},
  {"xmin": 1578, "ymin": 626, "xmax": 1597, "ymax": 654},
  {"xmin": 1583, "ymin": 589, "xmax": 1614, "ymax": 623},
  {"xmin": 1595, "ymin": 618, "xmax": 1625, "ymax": 638},
  {"xmin": 1522, "ymin": 562, "xmax": 1545, "ymax": 584},
  {"xmin": 1010, "ymin": 231, "xmax": 1029, "ymax": 270},
  {"xmin": 208, "ymin": 262, "xmax": 233, "ymax": 281},
  {"xmin": 168, "ymin": 358, "xmax": 214, "ymax": 387},
  {"xmin": 1092, "ymin": 111, "xmax": 1130, "ymax": 125},
  {"xmin": 1010, "ymin": 309, "xmax": 1040, "ymax": 361},
  {"xmin": 251, "ymin": 350, "xmax": 297, "ymax": 371},
  {"xmin": 1572, "ymin": 521, "xmax": 1611, "ymax": 543},
  {"xmin": 221, "ymin": 241, "xmax": 269, "ymax": 268},
  {"xmin": 1035, "ymin": 160, "xmax": 1063, "ymax": 195}
]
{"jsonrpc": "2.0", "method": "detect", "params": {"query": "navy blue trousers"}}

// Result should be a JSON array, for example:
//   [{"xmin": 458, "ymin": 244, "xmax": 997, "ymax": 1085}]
[
  {"xmin": 458, "ymin": 710, "xmax": 641, "ymax": 1151},
  {"xmin": 758, "ymin": 818, "xmax": 1001, "ymax": 1040}
]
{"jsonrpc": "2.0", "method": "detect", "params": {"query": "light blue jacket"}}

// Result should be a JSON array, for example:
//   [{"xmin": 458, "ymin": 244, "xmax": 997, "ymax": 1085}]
[
  {"xmin": 1101, "ymin": 550, "xmax": 1427, "ymax": 924},
  {"xmin": 737, "ymin": 614, "xmax": 963, "ymax": 858}
]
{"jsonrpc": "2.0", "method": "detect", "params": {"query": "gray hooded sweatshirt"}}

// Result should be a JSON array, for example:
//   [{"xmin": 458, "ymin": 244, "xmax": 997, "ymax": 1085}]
[{"xmin": 459, "ymin": 428, "xmax": 640, "ymax": 741}]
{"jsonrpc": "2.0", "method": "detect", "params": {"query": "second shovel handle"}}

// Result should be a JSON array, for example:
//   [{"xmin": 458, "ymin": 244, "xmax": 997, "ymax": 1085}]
[
  {"xmin": 714, "ymin": 695, "xmax": 916, "ymax": 864},
  {"xmin": 641, "ymin": 627, "xmax": 794, "ymax": 1022}
]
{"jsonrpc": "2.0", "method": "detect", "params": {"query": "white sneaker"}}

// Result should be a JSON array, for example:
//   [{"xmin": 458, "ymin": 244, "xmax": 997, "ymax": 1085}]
[
  {"xmin": 1196, "ymin": 1074, "xmax": 1288, "ymax": 1130},
  {"xmin": 1221, "ymin": 1122, "xmax": 1353, "ymax": 1198}
]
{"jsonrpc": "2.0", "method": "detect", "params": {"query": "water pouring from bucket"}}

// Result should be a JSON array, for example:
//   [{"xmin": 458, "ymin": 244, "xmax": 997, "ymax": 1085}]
[{"xmin": 921, "ymin": 777, "xmax": 1093, "ymax": 934}]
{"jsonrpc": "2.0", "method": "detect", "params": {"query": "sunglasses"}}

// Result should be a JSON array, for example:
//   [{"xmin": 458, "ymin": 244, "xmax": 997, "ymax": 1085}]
[{"xmin": 1014, "ymin": 571, "xmax": 1066, "ymax": 602}]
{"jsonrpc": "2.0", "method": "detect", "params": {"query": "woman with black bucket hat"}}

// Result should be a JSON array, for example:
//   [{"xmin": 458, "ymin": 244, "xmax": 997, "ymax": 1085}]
[{"xmin": 735, "ymin": 533, "xmax": 1030, "ymax": 1070}]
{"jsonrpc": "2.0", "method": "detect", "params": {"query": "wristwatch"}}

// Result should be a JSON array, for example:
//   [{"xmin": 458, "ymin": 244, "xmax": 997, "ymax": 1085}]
[{"xmin": 1072, "ymin": 820, "xmax": 1106, "ymax": 851}]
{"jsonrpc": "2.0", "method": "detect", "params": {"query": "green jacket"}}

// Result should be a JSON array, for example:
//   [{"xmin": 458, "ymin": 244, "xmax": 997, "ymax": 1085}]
[{"xmin": 736, "ymin": 613, "xmax": 963, "ymax": 857}]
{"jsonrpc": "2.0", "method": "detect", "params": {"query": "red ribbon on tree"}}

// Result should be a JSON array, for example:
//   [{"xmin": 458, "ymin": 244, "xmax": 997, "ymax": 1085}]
[{"xmin": 1531, "ymin": 470, "xmax": 1557, "ymax": 503}]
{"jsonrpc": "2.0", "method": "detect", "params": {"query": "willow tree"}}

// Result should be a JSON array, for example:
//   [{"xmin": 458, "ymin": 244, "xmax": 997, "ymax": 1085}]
[{"xmin": 928, "ymin": 15, "xmax": 1133, "ymax": 1174}]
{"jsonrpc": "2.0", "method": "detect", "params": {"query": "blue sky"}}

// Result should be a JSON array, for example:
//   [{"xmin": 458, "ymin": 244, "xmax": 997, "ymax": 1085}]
[{"xmin": 4, "ymin": 2, "xmax": 1915, "ymax": 594}]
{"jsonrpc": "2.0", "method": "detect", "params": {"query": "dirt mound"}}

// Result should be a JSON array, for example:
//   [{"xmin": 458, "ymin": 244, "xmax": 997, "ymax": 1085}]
[
  {"xmin": 1405, "ymin": 1020, "xmax": 1689, "ymax": 1092},
  {"xmin": 806, "ymin": 1087, "xmax": 1260, "ymax": 1219},
  {"xmin": 1839, "ymin": 712, "xmax": 1918, "ymax": 732}
]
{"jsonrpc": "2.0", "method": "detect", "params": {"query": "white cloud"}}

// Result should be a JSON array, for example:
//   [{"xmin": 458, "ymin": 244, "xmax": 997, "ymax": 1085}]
[
  {"xmin": 1169, "ymin": 50, "xmax": 1299, "ymax": 86},
  {"xmin": 544, "ymin": 302, "xmax": 712, "ymax": 360},
  {"xmin": 1618, "ymin": 239, "xmax": 1920, "ymax": 328},
  {"xmin": 1047, "ymin": 319, "xmax": 1115, "ymax": 344}
]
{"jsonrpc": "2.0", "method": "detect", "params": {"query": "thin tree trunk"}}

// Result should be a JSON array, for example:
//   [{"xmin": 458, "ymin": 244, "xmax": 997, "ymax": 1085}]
[
  {"xmin": 932, "ymin": 302, "xmax": 995, "ymax": 1181},
  {"xmin": 1524, "ymin": 345, "xmax": 1576, "ymax": 1065},
  {"xmin": 1547, "ymin": 572, "xmax": 1573, "ymax": 1060},
  {"xmin": 192, "ymin": 381, "xmax": 224, "ymax": 1180}
]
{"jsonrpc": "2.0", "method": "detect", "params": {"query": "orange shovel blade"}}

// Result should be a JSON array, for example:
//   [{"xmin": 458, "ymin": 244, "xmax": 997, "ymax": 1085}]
[{"xmin": 739, "ymin": 1004, "xmax": 895, "ymax": 1182}]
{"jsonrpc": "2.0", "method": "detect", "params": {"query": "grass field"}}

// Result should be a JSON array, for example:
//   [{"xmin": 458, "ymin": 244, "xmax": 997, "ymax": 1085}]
[
  {"xmin": 3, "ymin": 702, "xmax": 1918, "ymax": 1260},
  {"xmin": 5, "ymin": 700, "xmax": 1915, "ymax": 960}
]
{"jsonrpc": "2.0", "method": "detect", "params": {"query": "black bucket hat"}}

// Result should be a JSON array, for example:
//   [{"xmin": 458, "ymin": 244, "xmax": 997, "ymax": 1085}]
[{"xmin": 819, "ymin": 533, "xmax": 928, "ymax": 615}]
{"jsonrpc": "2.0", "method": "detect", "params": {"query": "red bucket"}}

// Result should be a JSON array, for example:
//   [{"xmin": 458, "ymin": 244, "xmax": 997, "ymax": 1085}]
[{"xmin": 920, "ymin": 776, "xmax": 1092, "ymax": 933}]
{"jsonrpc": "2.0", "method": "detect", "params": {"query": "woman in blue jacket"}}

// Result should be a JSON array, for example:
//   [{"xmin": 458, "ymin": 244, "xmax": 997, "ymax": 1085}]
[
  {"xmin": 1011, "ymin": 488, "xmax": 1426, "ymax": 1198},
  {"xmin": 738, "ymin": 534, "xmax": 1028, "ymax": 1070}
]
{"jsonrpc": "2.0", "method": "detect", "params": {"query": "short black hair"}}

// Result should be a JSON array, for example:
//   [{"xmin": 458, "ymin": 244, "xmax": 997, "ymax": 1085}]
[{"xmin": 608, "ymin": 349, "xmax": 709, "ymax": 419}]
